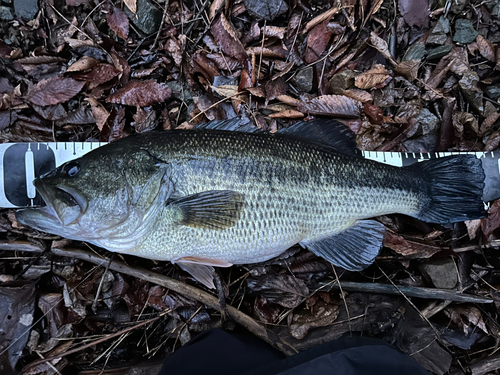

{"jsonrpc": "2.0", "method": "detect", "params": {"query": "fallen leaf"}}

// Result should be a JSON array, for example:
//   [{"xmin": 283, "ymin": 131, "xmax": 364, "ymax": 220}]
[
  {"xmin": 398, "ymin": 0, "xmax": 430, "ymax": 27},
  {"xmin": 211, "ymin": 84, "xmax": 239, "ymax": 98},
  {"xmin": 124, "ymin": 0, "xmax": 136, "ymax": 13},
  {"xmin": 305, "ymin": 19, "xmax": 334, "ymax": 63},
  {"xmin": 384, "ymin": 231, "xmax": 441, "ymax": 258},
  {"xmin": 66, "ymin": 56, "xmax": 100, "ymax": 72},
  {"xmin": 247, "ymin": 274, "xmax": 309, "ymax": 309},
  {"xmin": 476, "ymin": 35, "xmax": 495, "ymax": 62},
  {"xmin": 106, "ymin": 80, "xmax": 172, "ymax": 107},
  {"xmin": 445, "ymin": 306, "xmax": 488, "ymax": 335},
  {"xmin": 395, "ymin": 60, "xmax": 420, "ymax": 82},
  {"xmin": 28, "ymin": 76, "xmax": 85, "ymax": 106},
  {"xmin": 355, "ymin": 64, "xmax": 392, "ymax": 90},
  {"xmin": 86, "ymin": 97, "xmax": 109, "ymax": 131},
  {"xmin": 297, "ymin": 95, "xmax": 361, "ymax": 117},
  {"xmin": 211, "ymin": 13, "xmax": 248, "ymax": 63},
  {"xmin": 269, "ymin": 109, "xmax": 304, "ymax": 118},
  {"xmin": 73, "ymin": 63, "xmax": 120, "ymax": 89},
  {"xmin": 287, "ymin": 292, "xmax": 339, "ymax": 339},
  {"xmin": 107, "ymin": 7, "xmax": 129, "ymax": 40},
  {"xmin": 342, "ymin": 89, "xmax": 373, "ymax": 103},
  {"xmin": 465, "ymin": 219, "xmax": 481, "ymax": 240},
  {"xmin": 369, "ymin": 32, "xmax": 396, "ymax": 65},
  {"xmin": 247, "ymin": 46, "xmax": 286, "ymax": 59},
  {"xmin": 481, "ymin": 199, "xmax": 500, "ymax": 239}
]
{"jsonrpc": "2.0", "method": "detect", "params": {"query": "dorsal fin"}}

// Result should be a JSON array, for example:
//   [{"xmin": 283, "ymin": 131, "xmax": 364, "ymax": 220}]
[
  {"xmin": 195, "ymin": 118, "xmax": 259, "ymax": 133},
  {"xmin": 277, "ymin": 119, "xmax": 360, "ymax": 156}
]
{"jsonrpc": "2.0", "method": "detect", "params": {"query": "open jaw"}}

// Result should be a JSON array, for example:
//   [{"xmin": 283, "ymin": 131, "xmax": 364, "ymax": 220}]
[{"xmin": 16, "ymin": 179, "xmax": 85, "ymax": 232}]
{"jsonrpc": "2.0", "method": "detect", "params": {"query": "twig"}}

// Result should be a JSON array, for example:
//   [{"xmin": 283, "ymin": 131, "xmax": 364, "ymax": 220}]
[
  {"xmin": 24, "ymin": 312, "xmax": 167, "ymax": 373},
  {"xmin": 151, "ymin": 0, "xmax": 170, "ymax": 51},
  {"xmin": 320, "ymin": 280, "xmax": 493, "ymax": 304},
  {"xmin": 49, "ymin": 247, "xmax": 298, "ymax": 356},
  {"xmin": 450, "ymin": 351, "xmax": 500, "ymax": 375}
]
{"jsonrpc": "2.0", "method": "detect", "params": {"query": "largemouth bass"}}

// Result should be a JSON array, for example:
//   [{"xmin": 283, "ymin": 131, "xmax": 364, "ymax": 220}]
[{"xmin": 16, "ymin": 119, "xmax": 486, "ymax": 288}]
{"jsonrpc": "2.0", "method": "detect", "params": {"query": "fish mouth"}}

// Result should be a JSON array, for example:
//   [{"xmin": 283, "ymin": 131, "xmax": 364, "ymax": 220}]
[{"xmin": 16, "ymin": 179, "xmax": 86, "ymax": 230}]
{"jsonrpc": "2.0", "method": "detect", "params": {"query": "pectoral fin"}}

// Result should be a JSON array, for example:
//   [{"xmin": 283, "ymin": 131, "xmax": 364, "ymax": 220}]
[
  {"xmin": 300, "ymin": 220, "xmax": 385, "ymax": 271},
  {"xmin": 175, "ymin": 257, "xmax": 233, "ymax": 289},
  {"xmin": 168, "ymin": 190, "xmax": 245, "ymax": 230}
]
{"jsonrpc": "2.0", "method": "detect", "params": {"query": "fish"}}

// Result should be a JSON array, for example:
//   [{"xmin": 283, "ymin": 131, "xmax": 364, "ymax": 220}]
[{"xmin": 16, "ymin": 119, "xmax": 486, "ymax": 288}]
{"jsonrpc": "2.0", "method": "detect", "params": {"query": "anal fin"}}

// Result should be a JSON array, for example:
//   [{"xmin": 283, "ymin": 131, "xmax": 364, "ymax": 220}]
[
  {"xmin": 300, "ymin": 220, "xmax": 385, "ymax": 271},
  {"xmin": 174, "ymin": 257, "xmax": 233, "ymax": 289}
]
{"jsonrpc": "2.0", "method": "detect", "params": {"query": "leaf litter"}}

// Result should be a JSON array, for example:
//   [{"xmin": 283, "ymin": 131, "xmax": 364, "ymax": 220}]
[{"xmin": 1, "ymin": 0, "xmax": 500, "ymax": 374}]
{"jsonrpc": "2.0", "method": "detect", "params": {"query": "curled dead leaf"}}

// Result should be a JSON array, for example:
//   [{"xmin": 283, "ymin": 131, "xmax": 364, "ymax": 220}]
[
  {"xmin": 355, "ymin": 64, "xmax": 392, "ymax": 90},
  {"xmin": 297, "ymin": 95, "xmax": 361, "ymax": 117}
]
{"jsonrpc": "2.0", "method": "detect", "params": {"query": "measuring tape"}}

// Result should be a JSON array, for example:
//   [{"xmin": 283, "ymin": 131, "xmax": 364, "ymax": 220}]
[{"xmin": 0, "ymin": 143, "xmax": 499, "ymax": 208}]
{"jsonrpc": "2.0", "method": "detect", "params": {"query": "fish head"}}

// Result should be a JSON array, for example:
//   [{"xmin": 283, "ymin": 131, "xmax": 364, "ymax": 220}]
[{"xmin": 16, "ymin": 145, "xmax": 171, "ymax": 247}]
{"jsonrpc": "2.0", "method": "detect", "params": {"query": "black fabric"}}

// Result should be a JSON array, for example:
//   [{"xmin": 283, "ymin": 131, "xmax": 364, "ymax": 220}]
[{"xmin": 158, "ymin": 329, "xmax": 430, "ymax": 375}]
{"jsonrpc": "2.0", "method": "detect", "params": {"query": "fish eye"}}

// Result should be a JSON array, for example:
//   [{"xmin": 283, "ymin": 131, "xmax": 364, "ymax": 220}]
[{"xmin": 63, "ymin": 162, "xmax": 80, "ymax": 177}]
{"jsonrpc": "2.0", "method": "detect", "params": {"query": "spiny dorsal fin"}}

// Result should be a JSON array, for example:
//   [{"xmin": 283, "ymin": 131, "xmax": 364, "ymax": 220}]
[
  {"xmin": 277, "ymin": 119, "xmax": 360, "ymax": 156},
  {"xmin": 167, "ymin": 190, "xmax": 245, "ymax": 230},
  {"xmin": 195, "ymin": 118, "xmax": 259, "ymax": 133},
  {"xmin": 300, "ymin": 220, "xmax": 385, "ymax": 271}
]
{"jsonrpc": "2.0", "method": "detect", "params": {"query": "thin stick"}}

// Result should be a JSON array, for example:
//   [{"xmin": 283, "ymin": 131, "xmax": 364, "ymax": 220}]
[
  {"xmin": 24, "ymin": 312, "xmax": 168, "ymax": 372},
  {"xmin": 321, "ymin": 279, "xmax": 492, "ymax": 304},
  {"xmin": 50, "ymin": 247, "xmax": 298, "ymax": 356}
]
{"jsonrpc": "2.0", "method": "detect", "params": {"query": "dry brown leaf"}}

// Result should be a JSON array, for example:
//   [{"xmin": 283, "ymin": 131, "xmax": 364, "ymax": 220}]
[
  {"xmin": 476, "ymin": 35, "xmax": 496, "ymax": 62},
  {"xmin": 398, "ymin": 0, "xmax": 430, "ymax": 27},
  {"xmin": 342, "ymin": 89, "xmax": 373, "ymax": 103},
  {"xmin": 262, "ymin": 26, "xmax": 286, "ymax": 39},
  {"xmin": 481, "ymin": 199, "xmax": 500, "ymax": 239},
  {"xmin": 107, "ymin": 7, "xmax": 129, "ymax": 40},
  {"xmin": 211, "ymin": 85, "xmax": 239, "ymax": 98},
  {"xmin": 245, "ymin": 86, "xmax": 265, "ymax": 97},
  {"xmin": 287, "ymin": 293, "xmax": 339, "ymax": 339},
  {"xmin": 485, "ymin": 129, "xmax": 500, "ymax": 151},
  {"xmin": 395, "ymin": 60, "xmax": 420, "ymax": 82},
  {"xmin": 369, "ymin": 32, "xmax": 396, "ymax": 65},
  {"xmin": 247, "ymin": 274, "xmax": 309, "ymax": 309},
  {"xmin": 247, "ymin": 46, "xmax": 286, "ymax": 59},
  {"xmin": 305, "ymin": 19, "xmax": 334, "ymax": 64},
  {"xmin": 66, "ymin": 56, "xmax": 100, "ymax": 72},
  {"xmin": 211, "ymin": 13, "xmax": 247, "ymax": 63},
  {"xmin": 124, "ymin": 0, "xmax": 136, "ymax": 13},
  {"xmin": 28, "ymin": 76, "xmax": 85, "ymax": 106},
  {"xmin": 445, "ymin": 306, "xmax": 488, "ymax": 335},
  {"xmin": 208, "ymin": 0, "xmax": 224, "ymax": 20},
  {"xmin": 106, "ymin": 80, "xmax": 171, "ymax": 107},
  {"xmin": 276, "ymin": 94, "xmax": 301, "ymax": 106},
  {"xmin": 355, "ymin": 64, "xmax": 392, "ymax": 90},
  {"xmin": 479, "ymin": 111, "xmax": 500, "ymax": 136},
  {"xmin": 384, "ymin": 231, "xmax": 441, "ymax": 258},
  {"xmin": 302, "ymin": 7, "xmax": 339, "ymax": 34},
  {"xmin": 73, "ymin": 64, "xmax": 120, "ymax": 89},
  {"xmin": 465, "ymin": 219, "xmax": 481, "ymax": 240},
  {"xmin": 297, "ymin": 95, "xmax": 361, "ymax": 117},
  {"xmin": 269, "ymin": 109, "xmax": 304, "ymax": 118},
  {"xmin": 86, "ymin": 97, "xmax": 109, "ymax": 131}
]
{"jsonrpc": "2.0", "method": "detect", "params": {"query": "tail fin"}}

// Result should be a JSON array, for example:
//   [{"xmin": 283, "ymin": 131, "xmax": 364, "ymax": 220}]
[{"xmin": 409, "ymin": 155, "xmax": 486, "ymax": 223}]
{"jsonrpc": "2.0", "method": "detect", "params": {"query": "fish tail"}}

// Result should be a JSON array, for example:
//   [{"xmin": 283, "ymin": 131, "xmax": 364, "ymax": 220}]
[{"xmin": 409, "ymin": 155, "xmax": 486, "ymax": 223}]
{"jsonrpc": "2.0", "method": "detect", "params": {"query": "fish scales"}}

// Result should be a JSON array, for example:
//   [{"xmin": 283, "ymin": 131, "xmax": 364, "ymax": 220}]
[
  {"xmin": 135, "ymin": 131, "xmax": 422, "ymax": 263},
  {"xmin": 16, "ymin": 119, "xmax": 486, "ymax": 287}
]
